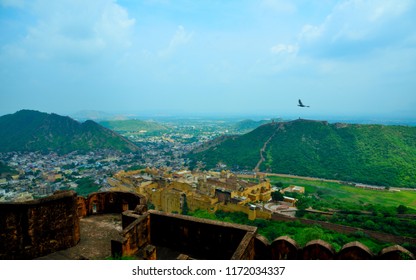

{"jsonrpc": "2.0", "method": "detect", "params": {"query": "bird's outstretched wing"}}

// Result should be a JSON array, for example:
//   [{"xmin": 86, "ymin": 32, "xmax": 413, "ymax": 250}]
[{"xmin": 298, "ymin": 99, "xmax": 310, "ymax": 107}]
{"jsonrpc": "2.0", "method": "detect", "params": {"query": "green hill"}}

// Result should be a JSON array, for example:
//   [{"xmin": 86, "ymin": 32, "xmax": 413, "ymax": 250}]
[
  {"xmin": 0, "ymin": 110, "xmax": 140, "ymax": 153},
  {"xmin": 188, "ymin": 119, "xmax": 416, "ymax": 188},
  {"xmin": 99, "ymin": 119, "xmax": 168, "ymax": 133}
]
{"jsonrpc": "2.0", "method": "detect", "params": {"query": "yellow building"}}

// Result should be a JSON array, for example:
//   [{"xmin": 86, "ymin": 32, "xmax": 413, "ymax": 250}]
[
  {"xmin": 239, "ymin": 180, "xmax": 272, "ymax": 202},
  {"xmin": 110, "ymin": 169, "xmax": 271, "ymax": 218},
  {"xmin": 207, "ymin": 177, "xmax": 271, "ymax": 205}
]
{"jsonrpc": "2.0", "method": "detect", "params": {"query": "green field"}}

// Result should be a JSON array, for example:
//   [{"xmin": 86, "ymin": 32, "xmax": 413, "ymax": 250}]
[{"xmin": 268, "ymin": 175, "xmax": 416, "ymax": 210}]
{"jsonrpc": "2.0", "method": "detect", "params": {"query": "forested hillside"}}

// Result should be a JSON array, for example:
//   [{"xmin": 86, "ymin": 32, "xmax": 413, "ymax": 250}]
[
  {"xmin": 0, "ymin": 110, "xmax": 140, "ymax": 153},
  {"xmin": 188, "ymin": 119, "xmax": 416, "ymax": 187}
]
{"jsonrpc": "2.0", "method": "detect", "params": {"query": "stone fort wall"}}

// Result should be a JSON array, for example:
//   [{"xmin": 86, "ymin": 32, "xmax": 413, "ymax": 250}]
[
  {"xmin": 1, "ymin": 190, "xmax": 414, "ymax": 260},
  {"xmin": 113, "ymin": 210, "xmax": 257, "ymax": 260},
  {"xmin": 271, "ymin": 213, "xmax": 416, "ymax": 246},
  {"xmin": 76, "ymin": 191, "xmax": 145, "ymax": 217},
  {"xmin": 0, "ymin": 191, "xmax": 80, "ymax": 260},
  {"xmin": 255, "ymin": 235, "xmax": 414, "ymax": 260},
  {"xmin": 114, "ymin": 210, "xmax": 415, "ymax": 260},
  {"xmin": 0, "ymin": 190, "xmax": 146, "ymax": 260}
]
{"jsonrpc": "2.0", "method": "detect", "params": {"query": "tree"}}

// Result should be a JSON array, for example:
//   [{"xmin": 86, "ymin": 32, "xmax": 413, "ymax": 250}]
[
  {"xmin": 275, "ymin": 182, "xmax": 284, "ymax": 188},
  {"xmin": 295, "ymin": 196, "xmax": 310, "ymax": 210},
  {"xmin": 397, "ymin": 205, "xmax": 408, "ymax": 214},
  {"xmin": 271, "ymin": 191, "xmax": 284, "ymax": 201},
  {"xmin": 294, "ymin": 226, "xmax": 325, "ymax": 247},
  {"xmin": 181, "ymin": 194, "xmax": 189, "ymax": 215}
]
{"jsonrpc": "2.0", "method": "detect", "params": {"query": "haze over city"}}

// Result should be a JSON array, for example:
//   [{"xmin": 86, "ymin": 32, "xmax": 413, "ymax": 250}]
[{"xmin": 1, "ymin": 0, "xmax": 415, "ymax": 120}]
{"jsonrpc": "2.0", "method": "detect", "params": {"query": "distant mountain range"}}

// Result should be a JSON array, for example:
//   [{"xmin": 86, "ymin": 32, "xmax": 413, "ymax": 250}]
[
  {"xmin": 188, "ymin": 119, "xmax": 416, "ymax": 188},
  {"xmin": 233, "ymin": 118, "xmax": 283, "ymax": 133},
  {"xmin": 99, "ymin": 119, "xmax": 168, "ymax": 133},
  {"xmin": 70, "ymin": 110, "xmax": 116, "ymax": 122},
  {"xmin": 0, "ymin": 110, "xmax": 139, "ymax": 153}
]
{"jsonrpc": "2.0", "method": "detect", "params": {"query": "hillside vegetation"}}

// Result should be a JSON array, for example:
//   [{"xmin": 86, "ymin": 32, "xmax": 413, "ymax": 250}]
[
  {"xmin": 0, "ymin": 110, "xmax": 140, "ymax": 153},
  {"xmin": 0, "ymin": 162, "xmax": 18, "ymax": 178},
  {"xmin": 188, "ymin": 119, "xmax": 416, "ymax": 187}
]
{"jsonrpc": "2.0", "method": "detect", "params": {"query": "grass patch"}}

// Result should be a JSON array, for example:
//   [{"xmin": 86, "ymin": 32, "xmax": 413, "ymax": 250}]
[
  {"xmin": 75, "ymin": 177, "xmax": 101, "ymax": 197},
  {"xmin": 268, "ymin": 175, "xmax": 416, "ymax": 210}
]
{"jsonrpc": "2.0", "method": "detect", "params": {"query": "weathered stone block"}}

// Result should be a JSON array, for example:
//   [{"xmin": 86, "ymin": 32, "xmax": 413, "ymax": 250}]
[
  {"xmin": 379, "ymin": 245, "xmax": 415, "ymax": 260},
  {"xmin": 302, "ymin": 239, "xmax": 335, "ymax": 260},
  {"xmin": 271, "ymin": 236, "xmax": 299, "ymax": 260},
  {"xmin": 338, "ymin": 241, "xmax": 374, "ymax": 260}
]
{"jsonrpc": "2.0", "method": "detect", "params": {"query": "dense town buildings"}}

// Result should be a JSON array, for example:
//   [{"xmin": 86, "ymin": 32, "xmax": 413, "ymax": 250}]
[
  {"xmin": 0, "ymin": 150, "xmax": 137, "ymax": 201},
  {"xmin": 0, "ymin": 122, "xmax": 240, "ymax": 202}
]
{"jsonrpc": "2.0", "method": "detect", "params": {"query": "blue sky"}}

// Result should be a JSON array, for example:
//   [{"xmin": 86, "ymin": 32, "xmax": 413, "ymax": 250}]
[{"xmin": 1, "ymin": 0, "xmax": 415, "ymax": 119}]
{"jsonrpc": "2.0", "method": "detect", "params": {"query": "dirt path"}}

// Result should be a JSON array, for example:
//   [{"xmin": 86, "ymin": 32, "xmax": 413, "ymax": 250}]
[{"xmin": 254, "ymin": 124, "xmax": 281, "ymax": 172}]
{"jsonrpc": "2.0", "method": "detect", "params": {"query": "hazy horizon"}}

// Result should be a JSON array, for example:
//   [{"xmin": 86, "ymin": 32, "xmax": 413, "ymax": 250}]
[
  {"xmin": 1, "ymin": 1, "xmax": 416, "ymax": 119},
  {"xmin": 3, "ymin": 108, "xmax": 416, "ymax": 127}
]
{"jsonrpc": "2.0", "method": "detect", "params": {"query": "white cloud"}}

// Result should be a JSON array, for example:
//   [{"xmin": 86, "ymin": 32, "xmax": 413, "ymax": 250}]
[
  {"xmin": 7, "ymin": 0, "xmax": 135, "ymax": 62},
  {"xmin": 297, "ymin": 0, "xmax": 414, "ymax": 58},
  {"xmin": 299, "ymin": 24, "xmax": 324, "ymax": 42},
  {"xmin": 361, "ymin": 0, "xmax": 411, "ymax": 22},
  {"xmin": 94, "ymin": 2, "xmax": 136, "ymax": 48},
  {"xmin": 270, "ymin": 44, "xmax": 298, "ymax": 55},
  {"xmin": 158, "ymin": 25, "xmax": 193, "ymax": 57}
]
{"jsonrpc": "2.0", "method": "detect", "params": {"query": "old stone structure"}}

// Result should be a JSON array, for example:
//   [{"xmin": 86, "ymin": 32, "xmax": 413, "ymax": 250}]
[
  {"xmin": 1, "ymin": 190, "xmax": 414, "ymax": 260},
  {"xmin": 272, "ymin": 212, "xmax": 416, "ymax": 246},
  {"xmin": 338, "ymin": 241, "xmax": 374, "ymax": 260},
  {"xmin": 113, "ymin": 209, "xmax": 415, "ymax": 260},
  {"xmin": 0, "ymin": 191, "xmax": 80, "ymax": 259},
  {"xmin": 77, "ymin": 191, "xmax": 145, "ymax": 217},
  {"xmin": 0, "ymin": 190, "xmax": 146, "ymax": 260},
  {"xmin": 110, "ymin": 169, "xmax": 272, "ymax": 218},
  {"xmin": 270, "ymin": 236, "xmax": 299, "ymax": 260},
  {"xmin": 251, "ymin": 234, "xmax": 414, "ymax": 260},
  {"xmin": 111, "ymin": 210, "xmax": 257, "ymax": 260}
]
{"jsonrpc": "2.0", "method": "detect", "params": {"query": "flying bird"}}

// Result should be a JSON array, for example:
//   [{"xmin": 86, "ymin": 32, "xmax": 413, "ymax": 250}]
[{"xmin": 298, "ymin": 99, "xmax": 310, "ymax": 108}]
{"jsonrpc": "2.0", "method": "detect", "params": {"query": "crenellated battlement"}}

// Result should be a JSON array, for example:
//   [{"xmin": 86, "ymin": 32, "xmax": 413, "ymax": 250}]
[{"xmin": 1, "ymin": 191, "xmax": 414, "ymax": 260}]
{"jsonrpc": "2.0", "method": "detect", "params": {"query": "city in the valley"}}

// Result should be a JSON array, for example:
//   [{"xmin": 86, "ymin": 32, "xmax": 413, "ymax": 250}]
[
  {"xmin": 1, "ymin": 112, "xmax": 416, "ymax": 260},
  {"xmin": 0, "ymin": 118, "xmax": 257, "ymax": 202}
]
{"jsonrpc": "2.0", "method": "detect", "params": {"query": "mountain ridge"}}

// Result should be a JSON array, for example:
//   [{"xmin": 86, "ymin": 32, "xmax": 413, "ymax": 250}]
[
  {"xmin": 188, "ymin": 119, "xmax": 416, "ymax": 188},
  {"xmin": 0, "ymin": 110, "xmax": 140, "ymax": 153}
]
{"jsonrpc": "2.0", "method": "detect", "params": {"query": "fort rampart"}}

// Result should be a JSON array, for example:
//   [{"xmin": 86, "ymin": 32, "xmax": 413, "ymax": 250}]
[
  {"xmin": 76, "ymin": 191, "xmax": 145, "ymax": 217},
  {"xmin": 112, "ymin": 210, "xmax": 257, "ymax": 260},
  {"xmin": 114, "ymin": 210, "xmax": 414, "ymax": 260},
  {"xmin": 272, "ymin": 213, "xmax": 416, "ymax": 245},
  {"xmin": 1, "ymin": 191, "xmax": 414, "ymax": 260},
  {"xmin": 0, "ymin": 191, "xmax": 80, "ymax": 259},
  {"xmin": 255, "ymin": 235, "xmax": 414, "ymax": 260},
  {"xmin": 0, "ymin": 190, "xmax": 145, "ymax": 259}
]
